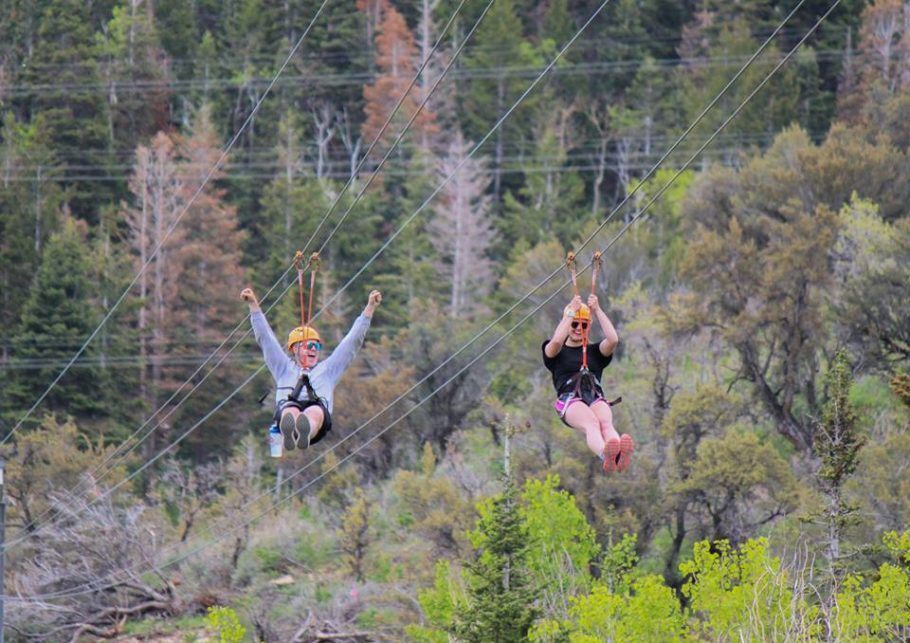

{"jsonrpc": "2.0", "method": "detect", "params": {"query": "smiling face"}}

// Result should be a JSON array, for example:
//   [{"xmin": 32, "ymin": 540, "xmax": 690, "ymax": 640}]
[
  {"xmin": 292, "ymin": 339, "xmax": 322, "ymax": 368},
  {"xmin": 569, "ymin": 319, "xmax": 589, "ymax": 342}
]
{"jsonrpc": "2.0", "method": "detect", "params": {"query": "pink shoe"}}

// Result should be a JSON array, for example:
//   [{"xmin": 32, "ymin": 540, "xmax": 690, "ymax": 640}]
[
  {"xmin": 616, "ymin": 434, "xmax": 634, "ymax": 472},
  {"xmin": 602, "ymin": 438, "xmax": 621, "ymax": 474}
]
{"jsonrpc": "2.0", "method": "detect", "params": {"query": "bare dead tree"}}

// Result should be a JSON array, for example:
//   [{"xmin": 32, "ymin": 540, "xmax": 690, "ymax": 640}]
[
  {"xmin": 428, "ymin": 130, "xmax": 496, "ymax": 319},
  {"xmin": 10, "ymin": 492, "xmax": 180, "ymax": 639}
]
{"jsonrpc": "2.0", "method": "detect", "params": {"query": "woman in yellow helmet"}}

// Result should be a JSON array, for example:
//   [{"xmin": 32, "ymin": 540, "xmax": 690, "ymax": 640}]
[
  {"xmin": 542, "ymin": 293, "xmax": 633, "ymax": 474},
  {"xmin": 241, "ymin": 287, "xmax": 382, "ymax": 451}
]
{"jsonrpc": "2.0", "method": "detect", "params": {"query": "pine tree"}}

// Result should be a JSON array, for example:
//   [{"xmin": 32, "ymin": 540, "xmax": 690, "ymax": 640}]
[
  {"xmin": 362, "ymin": 2, "xmax": 438, "ymax": 151},
  {"xmin": 813, "ymin": 350, "xmax": 863, "ymax": 579},
  {"xmin": 167, "ymin": 105, "xmax": 249, "ymax": 459},
  {"xmin": 5, "ymin": 217, "xmax": 110, "ymax": 427},
  {"xmin": 0, "ymin": 114, "xmax": 64, "ymax": 349},
  {"xmin": 501, "ymin": 105, "xmax": 586, "ymax": 250},
  {"xmin": 95, "ymin": 0, "xmax": 171, "ymax": 155},
  {"xmin": 121, "ymin": 129, "xmax": 184, "ymax": 449},
  {"xmin": 460, "ymin": 0, "xmax": 541, "ymax": 201},
  {"xmin": 454, "ymin": 478, "xmax": 539, "ymax": 642},
  {"xmin": 21, "ymin": 0, "xmax": 118, "ymax": 221}
]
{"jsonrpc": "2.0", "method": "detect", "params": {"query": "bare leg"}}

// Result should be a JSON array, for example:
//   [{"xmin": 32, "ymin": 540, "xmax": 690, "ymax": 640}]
[
  {"xmin": 593, "ymin": 400, "xmax": 633, "ymax": 472},
  {"xmin": 563, "ymin": 402, "xmax": 607, "ymax": 457},
  {"xmin": 302, "ymin": 404, "xmax": 325, "ymax": 440},
  {"xmin": 590, "ymin": 400, "xmax": 619, "ymax": 443}
]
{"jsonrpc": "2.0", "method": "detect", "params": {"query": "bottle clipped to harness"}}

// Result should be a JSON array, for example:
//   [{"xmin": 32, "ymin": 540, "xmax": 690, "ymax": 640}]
[{"xmin": 268, "ymin": 423, "xmax": 283, "ymax": 458}]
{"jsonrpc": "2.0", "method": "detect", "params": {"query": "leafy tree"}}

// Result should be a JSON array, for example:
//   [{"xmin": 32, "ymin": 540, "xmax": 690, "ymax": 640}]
[
  {"xmin": 407, "ymin": 559, "xmax": 466, "ymax": 642},
  {"xmin": 390, "ymin": 442, "xmax": 472, "ymax": 555},
  {"xmin": 678, "ymin": 127, "xmax": 849, "ymax": 453},
  {"xmin": 454, "ymin": 478, "xmax": 539, "ymax": 642},
  {"xmin": 678, "ymin": 431, "xmax": 799, "ymax": 544},
  {"xmin": 3, "ymin": 415, "xmax": 126, "ymax": 537},
  {"xmin": 834, "ymin": 529, "xmax": 910, "ymax": 641},
  {"xmin": 681, "ymin": 538, "xmax": 809, "ymax": 641},
  {"xmin": 834, "ymin": 199, "xmax": 910, "ymax": 366},
  {"xmin": 529, "ymin": 575, "xmax": 686, "ymax": 642}
]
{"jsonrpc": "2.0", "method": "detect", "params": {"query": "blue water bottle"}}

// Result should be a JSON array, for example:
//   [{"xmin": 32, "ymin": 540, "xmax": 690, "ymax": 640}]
[{"xmin": 268, "ymin": 424, "xmax": 282, "ymax": 458}]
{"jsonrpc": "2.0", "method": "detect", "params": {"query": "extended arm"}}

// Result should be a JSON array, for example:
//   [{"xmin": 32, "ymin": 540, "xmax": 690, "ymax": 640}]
[
  {"xmin": 588, "ymin": 293, "xmax": 618, "ymax": 356},
  {"xmin": 544, "ymin": 295, "xmax": 582, "ymax": 358},
  {"xmin": 242, "ymin": 287, "xmax": 290, "ymax": 379},
  {"xmin": 321, "ymin": 290, "xmax": 381, "ymax": 381}
]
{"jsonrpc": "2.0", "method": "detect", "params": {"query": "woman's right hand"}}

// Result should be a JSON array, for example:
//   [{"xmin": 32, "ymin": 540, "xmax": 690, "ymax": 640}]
[{"xmin": 568, "ymin": 295, "xmax": 582, "ymax": 314}]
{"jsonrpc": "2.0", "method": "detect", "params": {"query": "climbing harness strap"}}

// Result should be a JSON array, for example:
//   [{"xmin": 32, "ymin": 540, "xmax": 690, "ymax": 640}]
[
  {"xmin": 565, "ymin": 251, "xmax": 613, "ymax": 403},
  {"xmin": 289, "ymin": 370, "xmax": 318, "ymax": 403}
]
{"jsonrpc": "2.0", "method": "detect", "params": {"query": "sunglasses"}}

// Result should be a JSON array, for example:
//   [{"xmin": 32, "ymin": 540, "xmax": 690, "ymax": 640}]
[
  {"xmin": 571, "ymin": 321, "xmax": 589, "ymax": 330},
  {"xmin": 301, "ymin": 340, "xmax": 322, "ymax": 351}
]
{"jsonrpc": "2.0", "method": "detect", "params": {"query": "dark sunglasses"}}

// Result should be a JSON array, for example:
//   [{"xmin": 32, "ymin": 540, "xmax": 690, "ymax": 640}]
[{"xmin": 571, "ymin": 321, "xmax": 589, "ymax": 330}]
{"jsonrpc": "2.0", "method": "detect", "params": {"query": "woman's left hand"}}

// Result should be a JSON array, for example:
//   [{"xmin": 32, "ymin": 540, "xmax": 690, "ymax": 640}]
[{"xmin": 587, "ymin": 293, "xmax": 600, "ymax": 312}]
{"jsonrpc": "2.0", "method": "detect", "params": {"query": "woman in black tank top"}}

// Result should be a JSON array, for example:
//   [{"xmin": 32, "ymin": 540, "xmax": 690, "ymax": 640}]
[{"xmin": 542, "ymin": 294, "xmax": 634, "ymax": 474}]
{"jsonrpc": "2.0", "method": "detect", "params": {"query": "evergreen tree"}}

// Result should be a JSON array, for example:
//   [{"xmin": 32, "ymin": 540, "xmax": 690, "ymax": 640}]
[
  {"xmin": 460, "ymin": 0, "xmax": 541, "ymax": 202},
  {"xmin": 501, "ymin": 105, "xmax": 587, "ymax": 250},
  {"xmin": 0, "ymin": 114, "xmax": 64, "ymax": 348},
  {"xmin": 5, "ymin": 217, "xmax": 110, "ymax": 428},
  {"xmin": 813, "ymin": 350, "xmax": 863, "ymax": 581},
  {"xmin": 362, "ymin": 1, "xmax": 438, "ymax": 151},
  {"xmin": 95, "ymin": 0, "xmax": 171, "ymax": 155},
  {"xmin": 454, "ymin": 478, "xmax": 539, "ymax": 642},
  {"xmin": 21, "ymin": 0, "xmax": 118, "ymax": 221}
]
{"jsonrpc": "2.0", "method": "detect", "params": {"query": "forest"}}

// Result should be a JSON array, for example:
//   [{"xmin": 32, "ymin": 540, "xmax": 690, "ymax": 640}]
[{"xmin": 1, "ymin": 0, "xmax": 909, "ymax": 640}]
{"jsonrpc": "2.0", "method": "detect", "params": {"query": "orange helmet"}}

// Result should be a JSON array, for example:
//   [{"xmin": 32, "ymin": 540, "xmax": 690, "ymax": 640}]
[
  {"xmin": 564, "ymin": 304, "xmax": 592, "ymax": 323},
  {"xmin": 287, "ymin": 326, "xmax": 321, "ymax": 351}
]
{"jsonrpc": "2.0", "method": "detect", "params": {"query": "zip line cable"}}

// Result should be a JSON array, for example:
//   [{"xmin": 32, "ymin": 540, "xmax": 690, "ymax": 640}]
[
  {"xmin": 299, "ymin": 0, "xmax": 493, "ymax": 271},
  {"xmin": 7, "ymin": 0, "xmax": 812, "ymax": 565},
  {"xmin": 8, "ymin": 0, "xmax": 839, "ymax": 601},
  {"xmin": 1, "ymin": 0, "xmax": 335, "ymax": 447},
  {"xmin": 163, "ymin": 0, "xmax": 832, "ymax": 567},
  {"xmin": 2, "ymin": 0, "xmax": 619, "ymax": 579},
  {"xmin": 14, "ymin": 0, "xmax": 846, "ymax": 603},
  {"xmin": 9, "ymin": 0, "xmax": 611, "ymax": 553},
  {"xmin": 2, "ymin": 0, "xmax": 483, "ymax": 550},
  {"xmin": 10, "ymin": 0, "xmax": 840, "ymax": 601}
]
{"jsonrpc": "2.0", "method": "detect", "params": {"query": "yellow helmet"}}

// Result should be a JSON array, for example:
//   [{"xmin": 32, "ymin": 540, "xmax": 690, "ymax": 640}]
[
  {"xmin": 287, "ymin": 325, "xmax": 321, "ymax": 351},
  {"xmin": 564, "ymin": 304, "xmax": 592, "ymax": 322}
]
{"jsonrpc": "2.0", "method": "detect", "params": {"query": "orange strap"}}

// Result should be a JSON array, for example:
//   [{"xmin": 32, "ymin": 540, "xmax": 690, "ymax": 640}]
[
  {"xmin": 565, "ymin": 251, "xmax": 604, "ymax": 372},
  {"xmin": 294, "ymin": 251, "xmax": 320, "ymax": 329}
]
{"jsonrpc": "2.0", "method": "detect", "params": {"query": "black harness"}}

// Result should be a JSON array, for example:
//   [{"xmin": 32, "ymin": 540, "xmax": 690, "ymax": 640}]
[
  {"xmin": 564, "ymin": 367, "xmax": 622, "ymax": 407},
  {"xmin": 289, "ymin": 370, "xmax": 317, "ymax": 402}
]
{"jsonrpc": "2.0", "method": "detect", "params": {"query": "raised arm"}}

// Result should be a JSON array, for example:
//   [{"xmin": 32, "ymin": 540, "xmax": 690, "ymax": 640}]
[
  {"xmin": 588, "ymin": 293, "xmax": 618, "ymax": 357},
  {"xmin": 544, "ymin": 295, "xmax": 583, "ymax": 358},
  {"xmin": 242, "ymin": 287, "xmax": 291, "ymax": 380},
  {"xmin": 321, "ymin": 290, "xmax": 381, "ymax": 380}
]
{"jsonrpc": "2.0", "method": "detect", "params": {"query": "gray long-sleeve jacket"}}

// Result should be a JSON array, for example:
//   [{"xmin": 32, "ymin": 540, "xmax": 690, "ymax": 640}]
[{"xmin": 250, "ymin": 310, "xmax": 371, "ymax": 413}]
